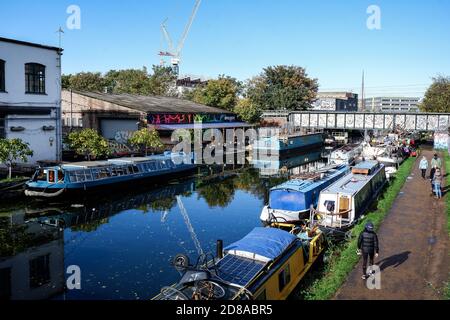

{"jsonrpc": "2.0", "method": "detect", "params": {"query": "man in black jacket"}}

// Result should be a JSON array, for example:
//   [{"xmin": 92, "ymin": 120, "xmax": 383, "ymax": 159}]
[{"xmin": 357, "ymin": 221, "xmax": 379, "ymax": 280}]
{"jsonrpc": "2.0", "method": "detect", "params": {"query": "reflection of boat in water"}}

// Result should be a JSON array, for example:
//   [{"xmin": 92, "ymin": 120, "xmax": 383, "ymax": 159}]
[
  {"xmin": 153, "ymin": 225, "xmax": 325, "ymax": 300},
  {"xmin": 25, "ymin": 152, "xmax": 196, "ymax": 198},
  {"xmin": 312, "ymin": 161, "xmax": 387, "ymax": 230},
  {"xmin": 260, "ymin": 165, "xmax": 350, "ymax": 223},
  {"xmin": 329, "ymin": 143, "xmax": 363, "ymax": 165},
  {"xmin": 250, "ymin": 149, "xmax": 323, "ymax": 177}
]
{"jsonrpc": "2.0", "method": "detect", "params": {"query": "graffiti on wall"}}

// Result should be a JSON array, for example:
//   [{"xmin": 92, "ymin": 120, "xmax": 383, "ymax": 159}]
[
  {"xmin": 434, "ymin": 133, "xmax": 449, "ymax": 150},
  {"xmin": 148, "ymin": 113, "xmax": 237, "ymax": 125}
]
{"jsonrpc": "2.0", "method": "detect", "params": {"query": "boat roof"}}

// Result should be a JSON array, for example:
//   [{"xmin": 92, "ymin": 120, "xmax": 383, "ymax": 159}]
[
  {"xmin": 321, "ymin": 161, "xmax": 384, "ymax": 196},
  {"xmin": 271, "ymin": 165, "xmax": 348, "ymax": 193},
  {"xmin": 61, "ymin": 161, "xmax": 112, "ymax": 170},
  {"xmin": 224, "ymin": 227, "xmax": 298, "ymax": 263},
  {"xmin": 107, "ymin": 157, "xmax": 159, "ymax": 164}
]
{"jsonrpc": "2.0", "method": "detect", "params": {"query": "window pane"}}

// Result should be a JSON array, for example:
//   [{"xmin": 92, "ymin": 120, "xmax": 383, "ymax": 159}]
[
  {"xmin": 29, "ymin": 255, "xmax": 51, "ymax": 288},
  {"xmin": 0, "ymin": 60, "xmax": 5, "ymax": 92},
  {"xmin": 25, "ymin": 63, "xmax": 46, "ymax": 94}
]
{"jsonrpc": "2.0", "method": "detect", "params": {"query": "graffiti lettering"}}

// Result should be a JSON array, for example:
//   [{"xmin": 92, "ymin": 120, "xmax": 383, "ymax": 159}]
[{"xmin": 148, "ymin": 113, "xmax": 236, "ymax": 125}]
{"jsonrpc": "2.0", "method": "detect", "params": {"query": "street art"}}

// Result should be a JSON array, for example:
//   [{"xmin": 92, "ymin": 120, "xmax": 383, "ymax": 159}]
[
  {"xmin": 434, "ymin": 133, "xmax": 449, "ymax": 150},
  {"xmin": 148, "ymin": 113, "xmax": 237, "ymax": 125}
]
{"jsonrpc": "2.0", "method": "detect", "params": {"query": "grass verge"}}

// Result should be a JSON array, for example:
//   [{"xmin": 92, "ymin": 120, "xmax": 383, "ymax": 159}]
[
  {"xmin": 444, "ymin": 152, "xmax": 450, "ymax": 299},
  {"xmin": 304, "ymin": 156, "xmax": 416, "ymax": 300}
]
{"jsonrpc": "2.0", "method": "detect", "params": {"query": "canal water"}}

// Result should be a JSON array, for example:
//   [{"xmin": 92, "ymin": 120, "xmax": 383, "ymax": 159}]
[{"xmin": 0, "ymin": 148, "xmax": 330, "ymax": 300}]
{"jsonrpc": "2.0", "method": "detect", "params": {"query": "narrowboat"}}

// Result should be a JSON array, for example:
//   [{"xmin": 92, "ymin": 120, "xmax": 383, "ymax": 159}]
[
  {"xmin": 329, "ymin": 143, "xmax": 363, "ymax": 165},
  {"xmin": 313, "ymin": 161, "xmax": 387, "ymax": 230},
  {"xmin": 153, "ymin": 226, "xmax": 325, "ymax": 300},
  {"xmin": 25, "ymin": 152, "xmax": 196, "ymax": 198},
  {"xmin": 252, "ymin": 130, "xmax": 324, "ymax": 158},
  {"xmin": 260, "ymin": 164, "xmax": 350, "ymax": 224}
]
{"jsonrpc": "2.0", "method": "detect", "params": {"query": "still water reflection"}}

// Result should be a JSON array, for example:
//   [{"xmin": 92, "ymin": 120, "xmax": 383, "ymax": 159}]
[{"xmin": 0, "ymin": 149, "xmax": 330, "ymax": 300}]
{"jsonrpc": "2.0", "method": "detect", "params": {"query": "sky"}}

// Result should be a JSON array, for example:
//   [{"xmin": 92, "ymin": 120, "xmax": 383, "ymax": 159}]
[{"xmin": 1, "ymin": 0, "xmax": 450, "ymax": 97}]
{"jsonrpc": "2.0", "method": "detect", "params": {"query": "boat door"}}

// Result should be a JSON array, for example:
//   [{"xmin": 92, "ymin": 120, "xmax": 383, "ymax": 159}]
[{"xmin": 338, "ymin": 196, "xmax": 351, "ymax": 220}]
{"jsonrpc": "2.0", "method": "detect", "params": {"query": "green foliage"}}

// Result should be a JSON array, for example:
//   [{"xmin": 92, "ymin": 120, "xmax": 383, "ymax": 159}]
[
  {"xmin": 62, "ymin": 65, "xmax": 177, "ymax": 96},
  {"xmin": 128, "ymin": 128, "xmax": 164, "ymax": 156},
  {"xmin": 247, "ymin": 65, "xmax": 318, "ymax": 111},
  {"xmin": 62, "ymin": 72, "xmax": 106, "ymax": 92},
  {"xmin": 0, "ymin": 138, "xmax": 34, "ymax": 179},
  {"xmin": 189, "ymin": 76, "xmax": 242, "ymax": 112},
  {"xmin": 234, "ymin": 98, "xmax": 261, "ymax": 124},
  {"xmin": 304, "ymin": 157, "xmax": 415, "ymax": 300},
  {"xmin": 420, "ymin": 76, "xmax": 450, "ymax": 113},
  {"xmin": 67, "ymin": 129, "xmax": 110, "ymax": 161}
]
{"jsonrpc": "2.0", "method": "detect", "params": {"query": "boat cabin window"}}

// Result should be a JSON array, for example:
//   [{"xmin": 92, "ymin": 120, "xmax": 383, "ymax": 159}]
[
  {"xmin": 324, "ymin": 200, "xmax": 336, "ymax": 213},
  {"xmin": 58, "ymin": 170, "xmax": 64, "ymax": 183},
  {"xmin": 34, "ymin": 169, "xmax": 47, "ymax": 182},
  {"xmin": 147, "ymin": 162, "xmax": 157, "ymax": 171},
  {"xmin": 278, "ymin": 265, "xmax": 291, "ymax": 292},
  {"xmin": 48, "ymin": 170, "xmax": 55, "ymax": 183}
]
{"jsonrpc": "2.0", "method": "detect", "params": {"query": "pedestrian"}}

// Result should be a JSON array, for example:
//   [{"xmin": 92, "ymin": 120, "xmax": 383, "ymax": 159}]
[
  {"xmin": 357, "ymin": 222, "xmax": 379, "ymax": 280},
  {"xmin": 433, "ymin": 168, "xmax": 443, "ymax": 199},
  {"xmin": 430, "ymin": 153, "xmax": 442, "ymax": 181},
  {"xmin": 419, "ymin": 156, "xmax": 429, "ymax": 179}
]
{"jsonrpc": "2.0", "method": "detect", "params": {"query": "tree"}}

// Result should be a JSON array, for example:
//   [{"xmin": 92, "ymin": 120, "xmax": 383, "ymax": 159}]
[
  {"xmin": 149, "ymin": 65, "xmax": 177, "ymax": 96},
  {"xmin": 104, "ymin": 68, "xmax": 153, "ymax": 95},
  {"xmin": 128, "ymin": 128, "xmax": 164, "ymax": 156},
  {"xmin": 67, "ymin": 129, "xmax": 110, "ymax": 161},
  {"xmin": 63, "ymin": 72, "xmax": 107, "ymax": 92},
  {"xmin": 190, "ymin": 76, "xmax": 242, "ymax": 112},
  {"xmin": 420, "ymin": 76, "xmax": 450, "ymax": 113},
  {"xmin": 234, "ymin": 98, "xmax": 261, "ymax": 124},
  {"xmin": 0, "ymin": 138, "xmax": 34, "ymax": 179},
  {"xmin": 247, "ymin": 65, "xmax": 318, "ymax": 111}
]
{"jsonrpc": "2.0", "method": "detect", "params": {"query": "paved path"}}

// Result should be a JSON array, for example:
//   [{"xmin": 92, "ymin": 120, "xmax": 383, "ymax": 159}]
[{"xmin": 335, "ymin": 150, "xmax": 449, "ymax": 300}]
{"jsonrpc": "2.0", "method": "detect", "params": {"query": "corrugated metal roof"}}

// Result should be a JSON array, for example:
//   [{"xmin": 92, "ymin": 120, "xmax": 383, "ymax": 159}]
[{"xmin": 74, "ymin": 91, "xmax": 232, "ymax": 114}]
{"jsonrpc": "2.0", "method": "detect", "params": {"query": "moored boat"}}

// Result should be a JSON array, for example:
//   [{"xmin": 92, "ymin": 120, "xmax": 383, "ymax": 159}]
[
  {"xmin": 252, "ymin": 130, "xmax": 324, "ymax": 158},
  {"xmin": 329, "ymin": 143, "xmax": 363, "ymax": 165},
  {"xmin": 312, "ymin": 161, "xmax": 387, "ymax": 230},
  {"xmin": 152, "ymin": 226, "xmax": 325, "ymax": 300},
  {"xmin": 260, "ymin": 164, "xmax": 350, "ymax": 224},
  {"xmin": 25, "ymin": 152, "xmax": 196, "ymax": 198}
]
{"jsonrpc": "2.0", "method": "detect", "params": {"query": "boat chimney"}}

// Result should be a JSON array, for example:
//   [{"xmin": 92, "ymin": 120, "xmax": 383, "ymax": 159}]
[{"xmin": 216, "ymin": 240, "xmax": 224, "ymax": 259}]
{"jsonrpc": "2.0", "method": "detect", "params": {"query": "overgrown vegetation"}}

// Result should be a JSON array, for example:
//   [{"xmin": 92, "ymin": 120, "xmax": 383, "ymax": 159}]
[
  {"xmin": 444, "ymin": 153, "xmax": 450, "ymax": 299},
  {"xmin": 303, "ymin": 157, "xmax": 416, "ymax": 300},
  {"xmin": 67, "ymin": 128, "xmax": 111, "ymax": 161}
]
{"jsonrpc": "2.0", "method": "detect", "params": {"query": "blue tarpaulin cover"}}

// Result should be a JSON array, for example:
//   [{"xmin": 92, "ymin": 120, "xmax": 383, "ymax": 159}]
[{"xmin": 224, "ymin": 227, "xmax": 297, "ymax": 263}]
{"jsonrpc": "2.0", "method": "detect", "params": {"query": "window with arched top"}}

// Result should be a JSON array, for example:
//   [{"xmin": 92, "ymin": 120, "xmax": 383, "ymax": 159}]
[
  {"xmin": 25, "ymin": 63, "xmax": 46, "ymax": 94},
  {"xmin": 0, "ymin": 59, "xmax": 5, "ymax": 92}
]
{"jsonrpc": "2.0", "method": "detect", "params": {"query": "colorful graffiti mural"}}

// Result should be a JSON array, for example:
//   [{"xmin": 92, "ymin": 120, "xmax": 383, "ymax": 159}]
[{"xmin": 148, "ymin": 113, "xmax": 237, "ymax": 125}]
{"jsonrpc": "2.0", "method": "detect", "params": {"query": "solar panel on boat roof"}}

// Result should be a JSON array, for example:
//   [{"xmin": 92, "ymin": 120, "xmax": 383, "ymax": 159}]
[{"xmin": 216, "ymin": 254, "xmax": 265, "ymax": 287}]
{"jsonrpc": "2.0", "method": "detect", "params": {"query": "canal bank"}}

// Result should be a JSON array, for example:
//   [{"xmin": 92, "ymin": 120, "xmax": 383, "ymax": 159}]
[
  {"xmin": 299, "ymin": 155, "xmax": 415, "ymax": 300},
  {"xmin": 334, "ymin": 149, "xmax": 449, "ymax": 300}
]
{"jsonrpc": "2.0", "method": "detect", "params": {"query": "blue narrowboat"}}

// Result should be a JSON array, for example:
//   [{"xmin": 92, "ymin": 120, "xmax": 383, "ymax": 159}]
[
  {"xmin": 25, "ymin": 152, "xmax": 196, "ymax": 198},
  {"xmin": 260, "ymin": 164, "xmax": 350, "ymax": 223}
]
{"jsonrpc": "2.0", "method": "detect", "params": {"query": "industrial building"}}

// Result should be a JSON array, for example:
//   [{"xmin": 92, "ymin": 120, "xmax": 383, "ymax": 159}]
[
  {"xmin": 61, "ymin": 90, "xmax": 250, "ymax": 147},
  {"xmin": 311, "ymin": 92, "xmax": 358, "ymax": 112},
  {"xmin": 364, "ymin": 96, "xmax": 421, "ymax": 113}
]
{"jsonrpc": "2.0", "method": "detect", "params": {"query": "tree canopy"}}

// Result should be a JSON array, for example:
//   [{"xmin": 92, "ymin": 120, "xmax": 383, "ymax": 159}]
[
  {"xmin": 187, "ymin": 76, "xmax": 242, "ymax": 112},
  {"xmin": 67, "ymin": 129, "xmax": 110, "ymax": 161},
  {"xmin": 0, "ymin": 138, "xmax": 34, "ymax": 179},
  {"xmin": 128, "ymin": 128, "xmax": 164, "ymax": 156},
  {"xmin": 234, "ymin": 98, "xmax": 261, "ymax": 124},
  {"xmin": 420, "ymin": 76, "xmax": 450, "ymax": 113},
  {"xmin": 247, "ymin": 65, "xmax": 318, "ymax": 111},
  {"xmin": 62, "ymin": 65, "xmax": 176, "ymax": 96}
]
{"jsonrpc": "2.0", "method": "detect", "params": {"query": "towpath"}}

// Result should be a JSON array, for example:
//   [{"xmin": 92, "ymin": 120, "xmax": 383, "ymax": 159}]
[{"xmin": 335, "ymin": 149, "xmax": 449, "ymax": 300}]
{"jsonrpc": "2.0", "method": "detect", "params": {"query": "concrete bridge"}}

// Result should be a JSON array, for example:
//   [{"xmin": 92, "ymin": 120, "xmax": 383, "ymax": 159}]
[{"xmin": 262, "ymin": 111, "xmax": 450, "ymax": 132}]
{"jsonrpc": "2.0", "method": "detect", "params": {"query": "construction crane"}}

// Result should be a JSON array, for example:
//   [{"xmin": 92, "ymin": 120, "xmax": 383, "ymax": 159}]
[{"xmin": 159, "ymin": 0, "xmax": 202, "ymax": 75}]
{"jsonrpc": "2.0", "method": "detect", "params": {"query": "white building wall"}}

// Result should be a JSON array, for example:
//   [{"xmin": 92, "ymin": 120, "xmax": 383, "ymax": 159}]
[{"xmin": 0, "ymin": 39, "xmax": 62, "ymax": 164}]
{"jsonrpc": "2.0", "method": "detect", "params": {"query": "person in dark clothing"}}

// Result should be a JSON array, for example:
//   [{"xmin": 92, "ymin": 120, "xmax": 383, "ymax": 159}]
[{"xmin": 357, "ymin": 222, "xmax": 379, "ymax": 280}]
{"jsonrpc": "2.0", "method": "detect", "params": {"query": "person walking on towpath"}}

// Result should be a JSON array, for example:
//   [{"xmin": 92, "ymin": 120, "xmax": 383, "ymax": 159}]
[
  {"xmin": 433, "ymin": 168, "xmax": 443, "ymax": 199},
  {"xmin": 419, "ymin": 156, "xmax": 429, "ymax": 179},
  {"xmin": 430, "ymin": 153, "xmax": 442, "ymax": 181},
  {"xmin": 357, "ymin": 221, "xmax": 379, "ymax": 280}
]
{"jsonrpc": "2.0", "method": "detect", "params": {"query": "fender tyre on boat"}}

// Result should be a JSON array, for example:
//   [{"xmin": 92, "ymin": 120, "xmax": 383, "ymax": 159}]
[{"xmin": 173, "ymin": 254, "xmax": 190, "ymax": 271}]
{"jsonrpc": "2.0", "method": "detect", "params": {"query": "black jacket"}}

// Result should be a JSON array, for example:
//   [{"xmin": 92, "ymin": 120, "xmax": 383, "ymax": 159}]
[{"xmin": 358, "ymin": 230, "xmax": 379, "ymax": 253}]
